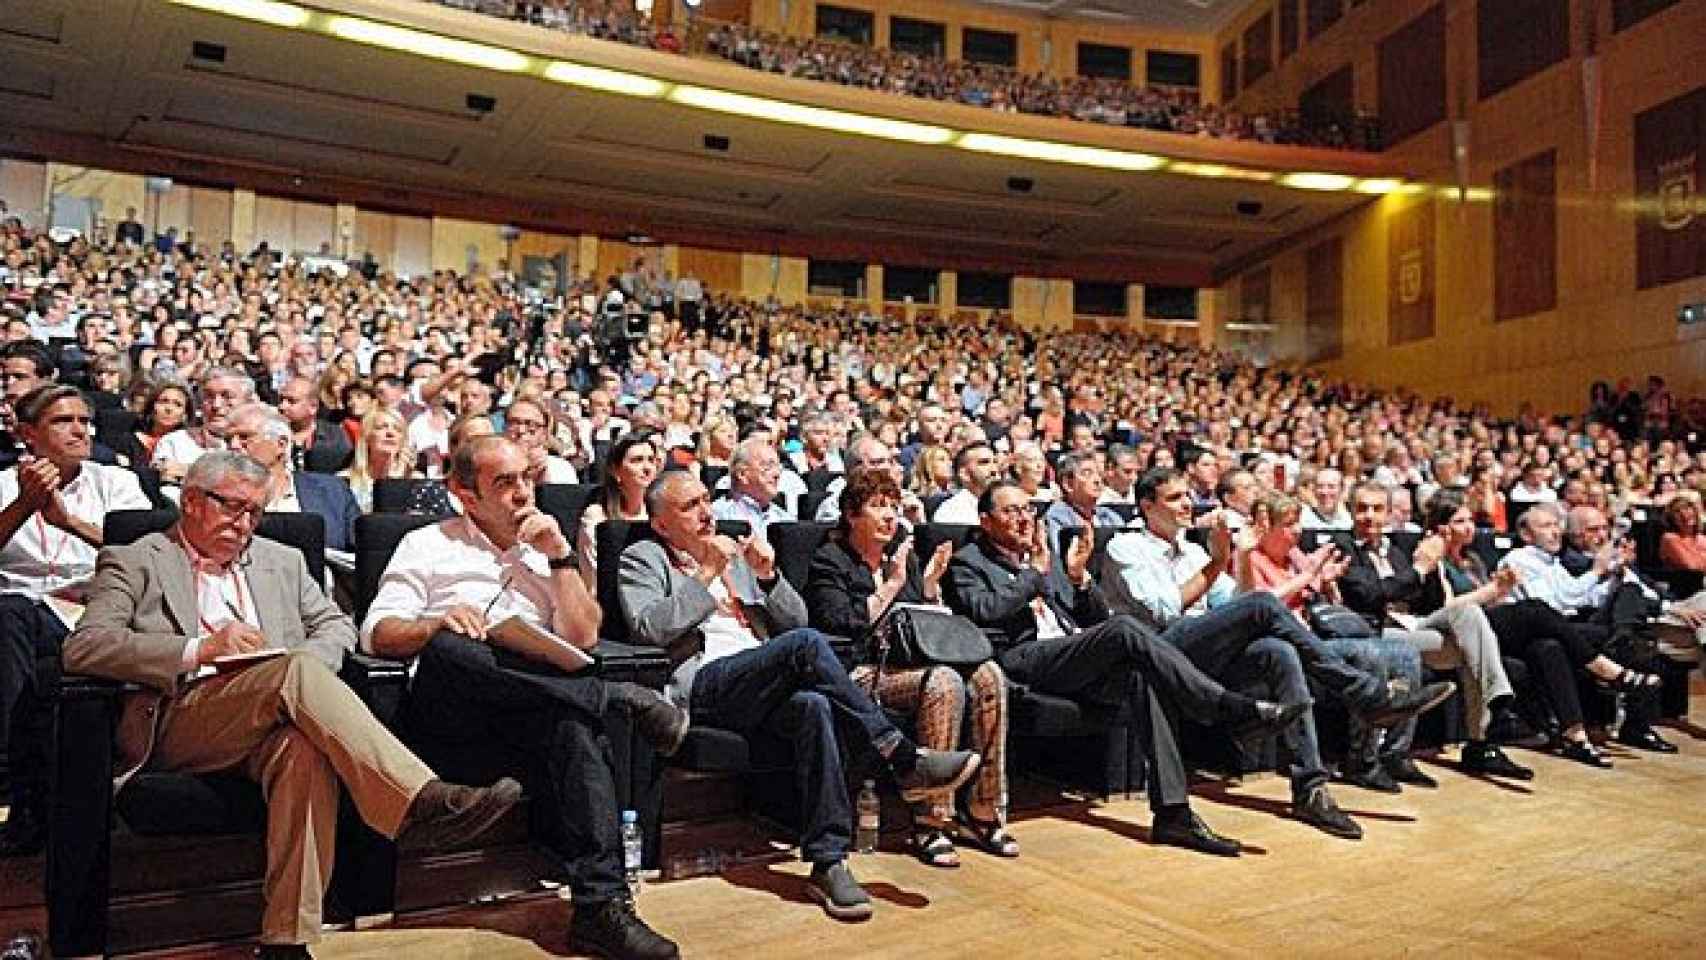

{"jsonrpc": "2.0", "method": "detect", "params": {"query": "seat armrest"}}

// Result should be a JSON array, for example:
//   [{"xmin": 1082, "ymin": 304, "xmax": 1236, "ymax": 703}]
[
  {"xmin": 340, "ymin": 652, "xmax": 410, "ymax": 728},
  {"xmin": 49, "ymin": 675, "xmax": 122, "ymax": 957},
  {"xmin": 592, "ymin": 640, "xmax": 672, "ymax": 687},
  {"xmin": 56, "ymin": 672, "xmax": 129, "ymax": 701}
]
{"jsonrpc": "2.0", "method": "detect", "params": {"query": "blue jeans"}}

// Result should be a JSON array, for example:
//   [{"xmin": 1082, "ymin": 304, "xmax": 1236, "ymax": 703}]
[
  {"xmin": 1322, "ymin": 637, "xmax": 1423, "ymax": 769},
  {"xmin": 689, "ymin": 629, "xmax": 903, "ymax": 865}
]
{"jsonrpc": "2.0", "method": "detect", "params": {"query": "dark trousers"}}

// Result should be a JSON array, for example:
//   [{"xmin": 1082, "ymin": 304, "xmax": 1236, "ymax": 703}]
[
  {"xmin": 1160, "ymin": 593, "xmax": 1350, "ymax": 799},
  {"xmin": 1486, "ymin": 600, "xmax": 1599, "ymax": 730},
  {"xmin": 403, "ymin": 631, "xmax": 625, "ymax": 902},
  {"xmin": 0, "ymin": 595, "xmax": 68, "ymax": 816},
  {"xmin": 689, "ymin": 629, "xmax": 901, "ymax": 865},
  {"xmin": 998, "ymin": 613, "xmax": 1234, "ymax": 812}
]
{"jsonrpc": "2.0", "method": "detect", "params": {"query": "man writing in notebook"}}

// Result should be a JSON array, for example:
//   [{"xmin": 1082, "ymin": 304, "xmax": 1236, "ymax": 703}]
[
  {"xmin": 65, "ymin": 450, "xmax": 520, "ymax": 959},
  {"xmin": 363, "ymin": 435, "xmax": 683, "ymax": 960}
]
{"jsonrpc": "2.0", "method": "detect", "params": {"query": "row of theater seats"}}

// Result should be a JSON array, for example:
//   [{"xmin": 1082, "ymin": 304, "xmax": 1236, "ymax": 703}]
[{"xmin": 49, "ymin": 487, "xmax": 1698, "ymax": 955}]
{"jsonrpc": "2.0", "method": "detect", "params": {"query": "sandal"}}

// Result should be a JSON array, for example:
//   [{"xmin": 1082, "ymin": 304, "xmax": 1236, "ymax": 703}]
[
  {"xmin": 957, "ymin": 816, "xmax": 1020, "ymax": 858},
  {"xmin": 912, "ymin": 829, "xmax": 960, "ymax": 868},
  {"xmin": 1595, "ymin": 668, "xmax": 1662, "ymax": 694}
]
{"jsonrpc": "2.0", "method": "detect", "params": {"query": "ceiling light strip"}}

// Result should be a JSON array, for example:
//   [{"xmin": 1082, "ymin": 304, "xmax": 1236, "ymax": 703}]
[
  {"xmin": 326, "ymin": 16, "xmax": 532, "ymax": 72},
  {"xmin": 957, "ymin": 133, "xmax": 1166, "ymax": 171},
  {"xmin": 544, "ymin": 61, "xmax": 667, "ymax": 97},
  {"xmin": 171, "ymin": 0, "xmax": 312, "ymax": 28},
  {"xmin": 669, "ymin": 86, "xmax": 954, "ymax": 144}
]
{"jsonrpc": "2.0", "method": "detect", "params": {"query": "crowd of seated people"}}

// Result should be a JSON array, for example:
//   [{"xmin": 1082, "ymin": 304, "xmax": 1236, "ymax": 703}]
[
  {"xmin": 418, "ymin": 0, "xmax": 1377, "ymax": 150},
  {"xmin": 2, "ymin": 211, "xmax": 1706, "ymax": 958}
]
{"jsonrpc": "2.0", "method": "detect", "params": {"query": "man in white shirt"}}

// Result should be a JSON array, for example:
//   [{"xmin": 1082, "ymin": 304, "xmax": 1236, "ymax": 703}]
[
  {"xmin": 362, "ymin": 436, "xmax": 682, "ymax": 960},
  {"xmin": 931, "ymin": 441, "xmax": 1001, "ymax": 525},
  {"xmin": 1100, "ymin": 468, "xmax": 1452, "ymax": 841},
  {"xmin": 0, "ymin": 384, "xmax": 152, "ymax": 854},
  {"xmin": 1301, "ymin": 468, "xmax": 1352, "ymax": 529},
  {"xmin": 711, "ymin": 437, "xmax": 794, "ymax": 534},
  {"xmin": 151, "ymin": 365, "xmax": 255, "ymax": 483}
]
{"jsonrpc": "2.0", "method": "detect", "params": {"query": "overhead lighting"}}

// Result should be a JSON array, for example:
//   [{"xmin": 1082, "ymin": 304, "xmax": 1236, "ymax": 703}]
[
  {"xmin": 957, "ymin": 133, "xmax": 1165, "ymax": 171},
  {"xmin": 1354, "ymin": 178, "xmax": 1406, "ymax": 195},
  {"xmin": 669, "ymin": 86, "xmax": 953, "ymax": 144},
  {"xmin": 1169, "ymin": 161, "xmax": 1275, "ymax": 182},
  {"xmin": 172, "ymin": 0, "xmax": 310, "ymax": 28},
  {"xmin": 1279, "ymin": 172, "xmax": 1357, "ymax": 191},
  {"xmin": 327, "ymin": 16, "xmax": 531, "ymax": 72},
  {"xmin": 545, "ymin": 61, "xmax": 668, "ymax": 97}
]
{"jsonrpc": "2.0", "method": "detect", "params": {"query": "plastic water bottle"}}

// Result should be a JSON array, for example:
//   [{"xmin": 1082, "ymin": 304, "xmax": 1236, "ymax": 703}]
[
  {"xmin": 621, "ymin": 810, "xmax": 643, "ymax": 897},
  {"xmin": 855, "ymin": 780, "xmax": 880, "ymax": 854}
]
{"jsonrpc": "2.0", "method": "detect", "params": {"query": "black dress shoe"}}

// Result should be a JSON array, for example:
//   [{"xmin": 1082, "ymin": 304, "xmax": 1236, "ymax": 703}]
[
  {"xmin": 254, "ymin": 945, "xmax": 311, "ymax": 960},
  {"xmin": 1461, "ymin": 741, "xmax": 1536, "ymax": 780},
  {"xmin": 610, "ymin": 682, "xmax": 691, "ymax": 757},
  {"xmin": 0, "ymin": 812, "xmax": 44, "ymax": 859},
  {"xmin": 1151, "ymin": 808, "xmax": 1241, "ymax": 857},
  {"xmin": 1340, "ymin": 764, "xmax": 1402, "ymax": 794},
  {"xmin": 1559, "ymin": 738, "xmax": 1613, "ymax": 769},
  {"xmin": 1293, "ymin": 787, "xmax": 1363, "ymax": 840},
  {"xmin": 1362, "ymin": 681, "xmax": 1456, "ymax": 729},
  {"xmin": 1617, "ymin": 727, "xmax": 1678, "ymax": 753},
  {"xmin": 1384, "ymin": 757, "xmax": 1438, "ymax": 788},
  {"xmin": 1251, "ymin": 699, "xmax": 1313, "ymax": 732},
  {"xmin": 570, "ymin": 897, "xmax": 681, "ymax": 959}
]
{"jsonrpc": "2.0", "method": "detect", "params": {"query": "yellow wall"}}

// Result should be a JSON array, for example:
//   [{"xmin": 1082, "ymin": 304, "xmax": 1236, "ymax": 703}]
[
  {"xmin": 0, "ymin": 159, "xmax": 48, "ymax": 227},
  {"xmin": 1214, "ymin": 0, "xmax": 1706, "ymax": 414},
  {"xmin": 743, "ymin": 0, "xmax": 1218, "ymax": 97}
]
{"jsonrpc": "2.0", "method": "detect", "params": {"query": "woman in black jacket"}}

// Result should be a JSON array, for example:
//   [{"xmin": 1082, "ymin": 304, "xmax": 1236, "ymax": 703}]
[
  {"xmin": 805, "ymin": 469, "xmax": 1016, "ymax": 867},
  {"xmin": 1419, "ymin": 491, "xmax": 1659, "ymax": 768}
]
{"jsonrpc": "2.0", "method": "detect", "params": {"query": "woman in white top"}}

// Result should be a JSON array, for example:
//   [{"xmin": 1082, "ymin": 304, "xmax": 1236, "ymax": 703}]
[
  {"xmin": 576, "ymin": 431, "xmax": 659, "ymax": 589},
  {"xmin": 345, "ymin": 408, "xmax": 416, "ymax": 513}
]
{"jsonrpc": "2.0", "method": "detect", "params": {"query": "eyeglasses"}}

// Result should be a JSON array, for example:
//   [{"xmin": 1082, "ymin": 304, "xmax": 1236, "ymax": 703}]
[{"xmin": 197, "ymin": 488, "xmax": 266, "ymax": 525}]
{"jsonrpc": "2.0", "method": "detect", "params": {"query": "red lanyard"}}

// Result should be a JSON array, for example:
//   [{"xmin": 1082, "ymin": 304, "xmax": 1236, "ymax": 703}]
[
  {"xmin": 177, "ymin": 531, "xmax": 249, "ymax": 635},
  {"xmin": 34, "ymin": 515, "xmax": 69, "ymax": 582}
]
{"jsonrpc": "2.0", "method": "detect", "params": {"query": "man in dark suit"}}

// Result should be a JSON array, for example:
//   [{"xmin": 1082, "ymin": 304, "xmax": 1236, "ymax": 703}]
[
  {"xmin": 224, "ymin": 404, "xmax": 358, "ymax": 551},
  {"xmin": 278, "ymin": 377, "xmax": 352, "ymax": 475},
  {"xmin": 113, "ymin": 207, "xmax": 145, "ymax": 247},
  {"xmin": 1333, "ymin": 480, "xmax": 1531, "ymax": 778},
  {"xmin": 944, "ymin": 480, "xmax": 1311, "ymax": 855}
]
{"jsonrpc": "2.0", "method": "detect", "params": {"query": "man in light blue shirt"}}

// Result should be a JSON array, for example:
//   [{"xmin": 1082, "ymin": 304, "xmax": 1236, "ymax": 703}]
[
  {"xmin": 711, "ymin": 437, "xmax": 795, "ymax": 535},
  {"xmin": 1042, "ymin": 451, "xmax": 1131, "ymax": 559}
]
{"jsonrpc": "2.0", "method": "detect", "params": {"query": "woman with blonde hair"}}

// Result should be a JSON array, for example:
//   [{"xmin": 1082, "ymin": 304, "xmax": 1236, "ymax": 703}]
[
  {"xmin": 345, "ymin": 407, "xmax": 417, "ymax": 512},
  {"xmin": 909, "ymin": 444, "xmax": 954, "ymax": 499}
]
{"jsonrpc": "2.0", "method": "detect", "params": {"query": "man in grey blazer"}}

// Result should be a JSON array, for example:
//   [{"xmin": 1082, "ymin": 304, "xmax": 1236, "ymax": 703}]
[
  {"xmin": 64, "ymin": 451, "xmax": 519, "ymax": 960},
  {"xmin": 619, "ymin": 470, "xmax": 979, "ymax": 922}
]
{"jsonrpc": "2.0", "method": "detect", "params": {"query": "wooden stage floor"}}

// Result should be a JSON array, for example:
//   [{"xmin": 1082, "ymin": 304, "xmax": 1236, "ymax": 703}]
[{"xmin": 24, "ymin": 698, "xmax": 1706, "ymax": 959}]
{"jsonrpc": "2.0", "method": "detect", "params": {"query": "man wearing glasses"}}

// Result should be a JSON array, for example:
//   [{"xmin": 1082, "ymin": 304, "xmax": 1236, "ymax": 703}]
[
  {"xmin": 812, "ymin": 434, "xmax": 926, "ymax": 525},
  {"xmin": 65, "ymin": 449, "xmax": 521, "ymax": 958},
  {"xmin": 363, "ymin": 435, "xmax": 683, "ymax": 960},
  {"xmin": 0, "ymin": 384, "xmax": 151, "ymax": 855}
]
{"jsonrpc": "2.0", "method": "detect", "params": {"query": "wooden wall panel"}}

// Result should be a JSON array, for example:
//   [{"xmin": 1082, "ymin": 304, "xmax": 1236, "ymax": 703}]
[
  {"xmin": 392, "ymin": 216, "xmax": 432, "ymax": 279},
  {"xmin": 290, "ymin": 202, "xmax": 335, "ymax": 256},
  {"xmin": 0, "ymin": 159, "xmax": 47, "ymax": 227},
  {"xmin": 1241, "ymin": 12, "xmax": 1273, "ymax": 87},
  {"xmin": 677, "ymin": 245, "xmax": 743, "ymax": 294},
  {"xmin": 1477, "ymin": 0, "xmax": 1569, "ymax": 101},
  {"xmin": 1305, "ymin": 235, "xmax": 1343, "ymax": 362},
  {"xmin": 1241, "ymin": 266, "xmax": 1271, "ymax": 323},
  {"xmin": 1220, "ymin": 41, "xmax": 1239, "ymax": 101},
  {"xmin": 253, "ymin": 196, "xmax": 295, "ymax": 252},
  {"xmin": 1613, "ymin": 0, "xmax": 1681, "ymax": 32},
  {"xmin": 187, "ymin": 186, "xmax": 232, "ymax": 248},
  {"xmin": 1387, "ymin": 197, "xmax": 1436, "ymax": 345},
  {"xmin": 1378, "ymin": 4, "xmax": 1446, "ymax": 147},
  {"xmin": 1279, "ymin": 0, "xmax": 1298, "ymax": 61},
  {"xmin": 353, "ymin": 210, "xmax": 398, "ymax": 268},
  {"xmin": 1493, "ymin": 149, "xmax": 1558, "ymax": 321},
  {"xmin": 1306, "ymin": 0, "xmax": 1344, "ymax": 40},
  {"xmin": 1300, "ymin": 64, "xmax": 1353, "ymax": 127}
]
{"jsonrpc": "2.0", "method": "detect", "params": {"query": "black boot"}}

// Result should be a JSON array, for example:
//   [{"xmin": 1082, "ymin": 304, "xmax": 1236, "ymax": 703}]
[{"xmin": 569, "ymin": 898, "xmax": 680, "ymax": 960}]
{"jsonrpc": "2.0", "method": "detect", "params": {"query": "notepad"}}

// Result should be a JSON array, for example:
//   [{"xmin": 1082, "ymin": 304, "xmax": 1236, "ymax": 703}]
[{"xmin": 487, "ymin": 616, "xmax": 595, "ymax": 674}]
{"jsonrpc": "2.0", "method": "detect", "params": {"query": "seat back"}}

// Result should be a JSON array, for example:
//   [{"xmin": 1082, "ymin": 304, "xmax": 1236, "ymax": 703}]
[
  {"xmin": 769, "ymin": 522, "xmax": 833, "ymax": 593},
  {"xmin": 536, "ymin": 482, "xmax": 598, "ymax": 534},
  {"xmin": 914, "ymin": 523, "xmax": 977, "ymax": 563},
  {"xmin": 372, "ymin": 478, "xmax": 440, "ymax": 513},
  {"xmin": 352, "ymin": 513, "xmax": 442, "ymax": 623},
  {"xmin": 102, "ymin": 509, "xmax": 327, "ymax": 583},
  {"xmin": 1469, "ymin": 530, "xmax": 1518, "ymax": 571},
  {"xmin": 1057, "ymin": 525, "xmax": 1118, "ymax": 575}
]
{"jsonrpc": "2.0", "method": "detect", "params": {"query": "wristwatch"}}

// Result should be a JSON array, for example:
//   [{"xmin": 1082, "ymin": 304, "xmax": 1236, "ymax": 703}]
[{"xmin": 547, "ymin": 553, "xmax": 576, "ymax": 570}]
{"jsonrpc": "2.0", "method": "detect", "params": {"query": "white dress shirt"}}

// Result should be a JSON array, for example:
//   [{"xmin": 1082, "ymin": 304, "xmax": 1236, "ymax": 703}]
[
  {"xmin": 1102, "ymin": 528, "xmax": 1234, "ymax": 627},
  {"xmin": 0, "ymin": 462, "xmax": 151, "ymax": 600},
  {"xmin": 359, "ymin": 516, "xmax": 557, "ymax": 652},
  {"xmin": 151, "ymin": 428, "xmax": 216, "ymax": 470},
  {"xmin": 1499, "ymin": 545, "xmax": 1609, "ymax": 614},
  {"xmin": 931, "ymin": 489, "xmax": 979, "ymax": 525}
]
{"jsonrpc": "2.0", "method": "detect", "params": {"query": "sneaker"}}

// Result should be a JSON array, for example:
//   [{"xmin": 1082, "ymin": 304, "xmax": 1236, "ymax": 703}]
[
  {"xmin": 1294, "ymin": 786, "xmax": 1363, "ymax": 840},
  {"xmin": 893, "ymin": 748, "xmax": 981, "ymax": 802},
  {"xmin": 808, "ymin": 860, "xmax": 873, "ymax": 922},
  {"xmin": 396, "ymin": 777, "xmax": 523, "ymax": 850},
  {"xmin": 569, "ymin": 898, "xmax": 680, "ymax": 960},
  {"xmin": 1360, "ymin": 680, "xmax": 1456, "ymax": 729}
]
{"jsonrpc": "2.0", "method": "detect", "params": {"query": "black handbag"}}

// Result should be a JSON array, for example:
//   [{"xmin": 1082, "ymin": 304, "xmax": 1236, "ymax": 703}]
[
  {"xmin": 1306, "ymin": 602, "xmax": 1378, "ymax": 639},
  {"xmin": 880, "ymin": 605, "xmax": 994, "ymax": 668}
]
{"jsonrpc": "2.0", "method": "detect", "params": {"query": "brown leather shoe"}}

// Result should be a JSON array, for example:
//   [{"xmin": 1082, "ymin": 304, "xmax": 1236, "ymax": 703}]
[{"xmin": 397, "ymin": 777, "xmax": 522, "ymax": 850}]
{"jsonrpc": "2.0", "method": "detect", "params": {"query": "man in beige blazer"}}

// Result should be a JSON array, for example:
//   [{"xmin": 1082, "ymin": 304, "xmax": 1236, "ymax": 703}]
[{"xmin": 65, "ymin": 450, "xmax": 520, "ymax": 959}]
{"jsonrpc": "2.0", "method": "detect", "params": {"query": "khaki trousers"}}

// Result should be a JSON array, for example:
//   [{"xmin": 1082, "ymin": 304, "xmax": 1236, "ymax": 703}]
[{"xmin": 150, "ymin": 651, "xmax": 434, "ymax": 945}]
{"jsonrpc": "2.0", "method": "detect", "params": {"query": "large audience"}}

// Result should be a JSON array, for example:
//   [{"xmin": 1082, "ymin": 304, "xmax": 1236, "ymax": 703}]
[
  {"xmin": 425, "ymin": 0, "xmax": 1380, "ymax": 151},
  {"xmin": 2, "ymin": 213, "xmax": 1704, "ymax": 959}
]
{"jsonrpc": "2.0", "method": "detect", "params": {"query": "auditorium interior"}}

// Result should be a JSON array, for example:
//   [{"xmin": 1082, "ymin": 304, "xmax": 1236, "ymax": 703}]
[{"xmin": 1, "ymin": 0, "xmax": 1705, "ymax": 957}]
